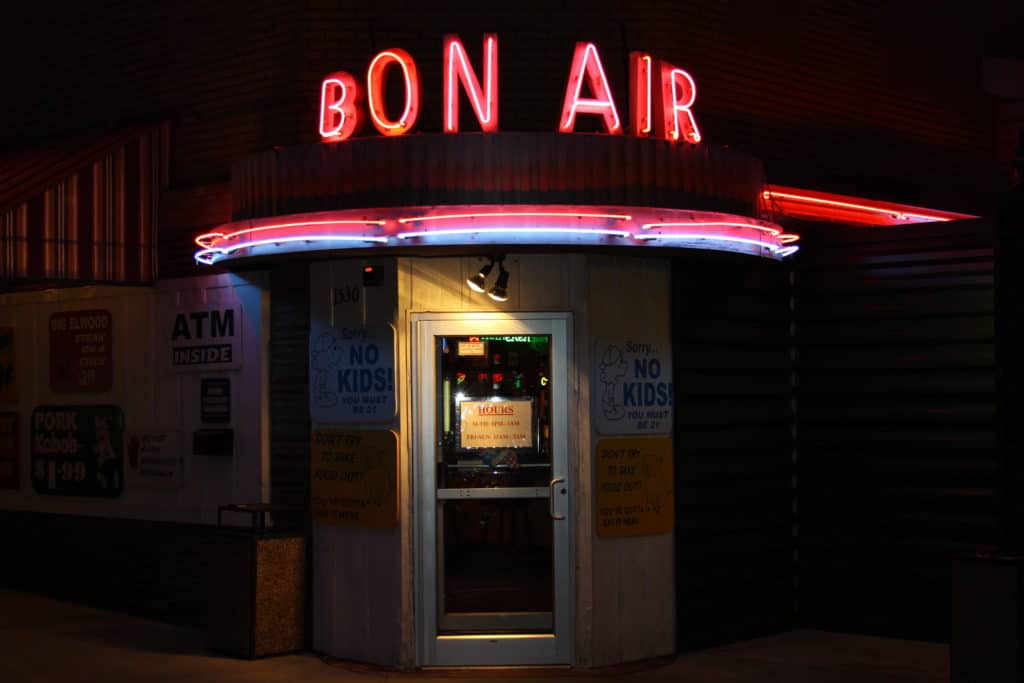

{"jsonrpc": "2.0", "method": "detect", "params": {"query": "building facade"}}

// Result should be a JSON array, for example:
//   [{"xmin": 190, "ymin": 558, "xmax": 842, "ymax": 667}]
[{"xmin": 1, "ymin": 0, "xmax": 1022, "ymax": 669}]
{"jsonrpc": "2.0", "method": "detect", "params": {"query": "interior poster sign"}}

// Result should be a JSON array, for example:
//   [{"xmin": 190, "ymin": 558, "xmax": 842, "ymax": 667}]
[
  {"xmin": 459, "ymin": 399, "xmax": 533, "ymax": 449},
  {"xmin": 127, "ymin": 432, "xmax": 183, "ymax": 488},
  {"xmin": 311, "ymin": 429, "xmax": 398, "ymax": 527},
  {"xmin": 594, "ymin": 338, "xmax": 673, "ymax": 435},
  {"xmin": 0, "ymin": 327, "xmax": 15, "ymax": 402},
  {"xmin": 0, "ymin": 412, "xmax": 18, "ymax": 489},
  {"xmin": 168, "ymin": 304, "xmax": 242, "ymax": 372},
  {"xmin": 595, "ymin": 436, "xmax": 673, "ymax": 537},
  {"xmin": 31, "ymin": 405, "xmax": 124, "ymax": 498},
  {"xmin": 49, "ymin": 310, "xmax": 113, "ymax": 392},
  {"xmin": 310, "ymin": 323, "xmax": 395, "ymax": 423}
]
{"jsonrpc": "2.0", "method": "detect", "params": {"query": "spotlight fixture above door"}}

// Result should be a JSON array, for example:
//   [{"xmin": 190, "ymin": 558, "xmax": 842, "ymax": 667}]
[
  {"xmin": 466, "ymin": 258, "xmax": 495, "ymax": 293},
  {"xmin": 466, "ymin": 256, "xmax": 510, "ymax": 301}
]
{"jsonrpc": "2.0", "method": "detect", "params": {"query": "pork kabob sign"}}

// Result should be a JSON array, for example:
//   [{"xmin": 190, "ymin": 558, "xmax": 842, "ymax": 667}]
[{"xmin": 318, "ymin": 36, "xmax": 701, "ymax": 143}]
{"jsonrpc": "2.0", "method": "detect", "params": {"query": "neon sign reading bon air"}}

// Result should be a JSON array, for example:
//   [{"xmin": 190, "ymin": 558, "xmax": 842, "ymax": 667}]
[{"xmin": 318, "ymin": 36, "xmax": 701, "ymax": 144}]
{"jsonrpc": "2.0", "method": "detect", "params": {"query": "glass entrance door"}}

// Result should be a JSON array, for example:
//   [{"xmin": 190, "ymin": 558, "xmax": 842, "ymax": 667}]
[{"xmin": 414, "ymin": 313, "xmax": 572, "ymax": 666}]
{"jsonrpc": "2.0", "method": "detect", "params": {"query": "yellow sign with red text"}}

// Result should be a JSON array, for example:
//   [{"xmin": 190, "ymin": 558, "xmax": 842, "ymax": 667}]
[
  {"xmin": 311, "ymin": 430, "xmax": 398, "ymax": 528},
  {"xmin": 459, "ymin": 399, "xmax": 533, "ymax": 449},
  {"xmin": 595, "ymin": 436, "xmax": 673, "ymax": 537}
]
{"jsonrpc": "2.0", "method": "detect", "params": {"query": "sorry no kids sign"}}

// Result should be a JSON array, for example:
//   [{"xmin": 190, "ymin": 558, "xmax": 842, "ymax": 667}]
[
  {"xmin": 310, "ymin": 324, "xmax": 396, "ymax": 423},
  {"xmin": 594, "ymin": 338, "xmax": 673, "ymax": 435}
]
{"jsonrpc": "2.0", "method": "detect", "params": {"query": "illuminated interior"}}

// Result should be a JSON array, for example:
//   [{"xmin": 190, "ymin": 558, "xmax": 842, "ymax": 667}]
[{"xmin": 436, "ymin": 334, "xmax": 554, "ymax": 633}]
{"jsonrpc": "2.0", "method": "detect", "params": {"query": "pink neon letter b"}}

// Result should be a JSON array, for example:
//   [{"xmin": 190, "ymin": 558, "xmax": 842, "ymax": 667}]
[{"xmin": 319, "ymin": 71, "xmax": 361, "ymax": 142}]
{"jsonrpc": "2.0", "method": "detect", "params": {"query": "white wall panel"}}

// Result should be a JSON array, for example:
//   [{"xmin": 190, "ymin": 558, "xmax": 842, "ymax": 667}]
[
  {"xmin": 0, "ymin": 272, "xmax": 269, "ymax": 525},
  {"xmin": 310, "ymin": 257, "xmax": 403, "ymax": 666},
  {"xmin": 586, "ymin": 256, "xmax": 675, "ymax": 665}
]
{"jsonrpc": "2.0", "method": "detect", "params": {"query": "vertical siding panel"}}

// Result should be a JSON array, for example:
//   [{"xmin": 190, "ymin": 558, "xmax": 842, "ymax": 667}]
[
  {"xmin": 92, "ymin": 161, "xmax": 104, "ymax": 281},
  {"xmin": 122, "ymin": 140, "xmax": 141, "ymax": 284},
  {"xmin": 42, "ymin": 188, "xmax": 55, "ymax": 280},
  {"xmin": 137, "ymin": 134, "xmax": 152, "ymax": 281},
  {"xmin": 26, "ymin": 196, "xmax": 45, "ymax": 280},
  {"xmin": 114, "ymin": 149, "xmax": 126, "ymax": 282},
  {"xmin": 66, "ymin": 176, "xmax": 79, "ymax": 281},
  {"xmin": 77, "ymin": 168, "xmax": 94, "ymax": 282},
  {"xmin": 16, "ymin": 206, "xmax": 29, "ymax": 278},
  {"xmin": 589, "ymin": 256, "xmax": 675, "ymax": 666}
]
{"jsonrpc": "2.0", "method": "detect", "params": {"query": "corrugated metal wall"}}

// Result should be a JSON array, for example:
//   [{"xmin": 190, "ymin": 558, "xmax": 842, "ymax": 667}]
[
  {"xmin": 230, "ymin": 134, "xmax": 763, "ymax": 221},
  {"xmin": 0, "ymin": 125, "xmax": 166, "ymax": 286},
  {"xmin": 673, "ymin": 255, "xmax": 795, "ymax": 650},
  {"xmin": 793, "ymin": 219, "xmax": 999, "ymax": 641}
]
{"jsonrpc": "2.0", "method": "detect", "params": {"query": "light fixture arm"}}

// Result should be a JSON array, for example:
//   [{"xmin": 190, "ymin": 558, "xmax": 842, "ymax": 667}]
[{"xmin": 487, "ymin": 257, "xmax": 510, "ymax": 302}]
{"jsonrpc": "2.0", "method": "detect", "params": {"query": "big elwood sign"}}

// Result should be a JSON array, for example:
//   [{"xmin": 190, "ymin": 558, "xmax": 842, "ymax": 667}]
[{"xmin": 319, "ymin": 36, "xmax": 701, "ymax": 144}]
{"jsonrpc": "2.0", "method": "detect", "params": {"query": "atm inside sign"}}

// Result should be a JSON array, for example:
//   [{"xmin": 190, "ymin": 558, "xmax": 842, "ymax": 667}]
[{"xmin": 169, "ymin": 306, "xmax": 242, "ymax": 371}]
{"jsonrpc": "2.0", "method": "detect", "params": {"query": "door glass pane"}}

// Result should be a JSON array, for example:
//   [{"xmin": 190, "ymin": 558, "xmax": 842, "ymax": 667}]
[
  {"xmin": 436, "ymin": 335, "xmax": 552, "ymax": 488},
  {"xmin": 435, "ymin": 334, "xmax": 554, "ymax": 633},
  {"xmin": 441, "ymin": 498, "xmax": 553, "ymax": 629}
]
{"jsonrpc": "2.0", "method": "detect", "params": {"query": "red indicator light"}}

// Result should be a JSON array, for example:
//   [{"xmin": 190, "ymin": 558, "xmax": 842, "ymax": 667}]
[{"xmin": 362, "ymin": 264, "xmax": 379, "ymax": 287}]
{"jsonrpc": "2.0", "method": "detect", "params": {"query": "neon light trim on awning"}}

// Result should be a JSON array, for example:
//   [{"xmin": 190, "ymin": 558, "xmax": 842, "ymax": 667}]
[
  {"xmin": 762, "ymin": 185, "xmax": 977, "ymax": 226},
  {"xmin": 194, "ymin": 205, "xmax": 796, "ymax": 265}
]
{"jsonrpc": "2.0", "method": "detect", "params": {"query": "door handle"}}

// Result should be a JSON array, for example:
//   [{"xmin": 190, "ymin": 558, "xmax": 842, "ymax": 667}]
[{"xmin": 548, "ymin": 477, "xmax": 566, "ymax": 520}]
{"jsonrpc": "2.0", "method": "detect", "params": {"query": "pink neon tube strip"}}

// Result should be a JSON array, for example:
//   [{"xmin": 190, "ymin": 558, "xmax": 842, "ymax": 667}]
[
  {"xmin": 635, "ymin": 232, "xmax": 789, "ymax": 253},
  {"xmin": 196, "ymin": 220, "xmax": 387, "ymax": 248},
  {"xmin": 396, "ymin": 226, "xmax": 632, "ymax": 239},
  {"xmin": 398, "ymin": 211, "xmax": 632, "ymax": 224},
  {"xmin": 764, "ymin": 190, "xmax": 956, "ymax": 223},
  {"xmin": 641, "ymin": 220, "xmax": 781, "ymax": 236}
]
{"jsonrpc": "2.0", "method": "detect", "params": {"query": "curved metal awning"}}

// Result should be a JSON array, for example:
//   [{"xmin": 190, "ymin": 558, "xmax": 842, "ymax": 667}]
[{"xmin": 194, "ymin": 203, "xmax": 799, "ymax": 265}]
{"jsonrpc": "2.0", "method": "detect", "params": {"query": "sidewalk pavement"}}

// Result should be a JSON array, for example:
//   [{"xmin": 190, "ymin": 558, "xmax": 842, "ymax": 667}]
[{"xmin": 0, "ymin": 590, "xmax": 948, "ymax": 682}]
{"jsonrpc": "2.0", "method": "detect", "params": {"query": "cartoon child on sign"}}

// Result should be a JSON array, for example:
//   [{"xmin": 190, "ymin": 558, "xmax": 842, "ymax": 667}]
[
  {"xmin": 598, "ymin": 345, "xmax": 627, "ymax": 421},
  {"xmin": 94, "ymin": 415, "xmax": 122, "ymax": 492},
  {"xmin": 311, "ymin": 331, "xmax": 344, "ymax": 407}
]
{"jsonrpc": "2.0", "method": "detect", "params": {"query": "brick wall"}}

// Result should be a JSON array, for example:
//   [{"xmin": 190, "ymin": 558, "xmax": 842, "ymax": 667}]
[{"xmin": 269, "ymin": 262, "xmax": 311, "ymax": 520}]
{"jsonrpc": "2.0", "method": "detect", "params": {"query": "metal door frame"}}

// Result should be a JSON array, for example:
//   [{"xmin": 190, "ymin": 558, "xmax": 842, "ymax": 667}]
[{"xmin": 413, "ymin": 311, "xmax": 574, "ymax": 666}]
